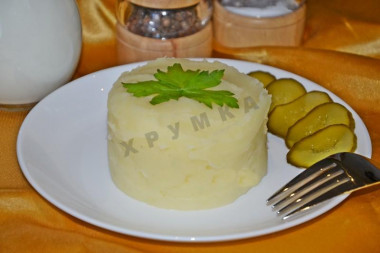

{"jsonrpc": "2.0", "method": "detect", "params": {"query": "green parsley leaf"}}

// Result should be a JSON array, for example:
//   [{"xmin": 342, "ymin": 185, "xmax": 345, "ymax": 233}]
[{"xmin": 122, "ymin": 63, "xmax": 239, "ymax": 109}]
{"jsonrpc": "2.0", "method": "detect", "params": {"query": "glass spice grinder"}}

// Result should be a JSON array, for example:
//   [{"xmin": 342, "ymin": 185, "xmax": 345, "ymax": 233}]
[
  {"xmin": 213, "ymin": 0, "xmax": 306, "ymax": 48},
  {"xmin": 116, "ymin": 0, "xmax": 213, "ymax": 64}
]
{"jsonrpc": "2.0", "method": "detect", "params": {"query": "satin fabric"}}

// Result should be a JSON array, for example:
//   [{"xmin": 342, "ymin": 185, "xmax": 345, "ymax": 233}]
[{"xmin": 1, "ymin": 0, "xmax": 380, "ymax": 252}]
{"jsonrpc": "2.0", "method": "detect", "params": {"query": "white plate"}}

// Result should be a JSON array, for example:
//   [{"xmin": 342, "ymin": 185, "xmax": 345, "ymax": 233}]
[{"xmin": 17, "ymin": 59, "xmax": 372, "ymax": 242}]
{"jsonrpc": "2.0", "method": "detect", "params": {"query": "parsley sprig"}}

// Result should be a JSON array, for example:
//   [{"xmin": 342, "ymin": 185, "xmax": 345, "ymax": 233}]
[{"xmin": 122, "ymin": 63, "xmax": 239, "ymax": 109}]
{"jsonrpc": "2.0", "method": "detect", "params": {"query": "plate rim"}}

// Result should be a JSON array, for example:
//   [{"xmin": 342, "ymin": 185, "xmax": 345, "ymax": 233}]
[{"xmin": 16, "ymin": 58, "xmax": 372, "ymax": 242}]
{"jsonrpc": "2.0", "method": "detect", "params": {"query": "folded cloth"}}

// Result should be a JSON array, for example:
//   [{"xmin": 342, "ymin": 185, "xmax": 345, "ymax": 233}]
[
  {"xmin": 214, "ymin": 45, "xmax": 380, "ymax": 114},
  {"xmin": 303, "ymin": 0, "xmax": 380, "ymax": 58}
]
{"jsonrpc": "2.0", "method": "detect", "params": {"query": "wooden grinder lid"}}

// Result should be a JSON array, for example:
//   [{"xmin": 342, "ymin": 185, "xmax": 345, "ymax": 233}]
[{"xmin": 128, "ymin": 0, "xmax": 201, "ymax": 9}]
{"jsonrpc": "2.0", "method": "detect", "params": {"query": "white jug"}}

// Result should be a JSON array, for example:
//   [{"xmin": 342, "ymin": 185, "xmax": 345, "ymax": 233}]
[{"xmin": 0, "ymin": 0, "xmax": 82, "ymax": 109}]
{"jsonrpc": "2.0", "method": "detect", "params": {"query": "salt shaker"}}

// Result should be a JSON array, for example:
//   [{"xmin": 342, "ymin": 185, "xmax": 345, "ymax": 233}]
[
  {"xmin": 213, "ymin": 0, "xmax": 306, "ymax": 48},
  {"xmin": 116, "ymin": 0, "xmax": 213, "ymax": 64}
]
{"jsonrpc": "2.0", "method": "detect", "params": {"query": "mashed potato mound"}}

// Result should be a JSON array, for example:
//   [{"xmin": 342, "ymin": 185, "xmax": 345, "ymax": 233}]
[{"xmin": 107, "ymin": 58, "xmax": 271, "ymax": 210}]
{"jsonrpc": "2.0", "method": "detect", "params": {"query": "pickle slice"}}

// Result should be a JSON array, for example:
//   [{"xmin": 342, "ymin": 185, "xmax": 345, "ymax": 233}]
[
  {"xmin": 286, "ymin": 102, "xmax": 355, "ymax": 148},
  {"xmin": 266, "ymin": 78, "xmax": 307, "ymax": 112},
  {"xmin": 287, "ymin": 124, "xmax": 357, "ymax": 168},
  {"xmin": 247, "ymin": 71, "xmax": 276, "ymax": 87},
  {"xmin": 268, "ymin": 91, "xmax": 332, "ymax": 138}
]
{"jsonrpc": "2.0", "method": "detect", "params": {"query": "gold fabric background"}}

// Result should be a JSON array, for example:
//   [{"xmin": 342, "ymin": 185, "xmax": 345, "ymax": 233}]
[{"xmin": 1, "ymin": 0, "xmax": 380, "ymax": 252}]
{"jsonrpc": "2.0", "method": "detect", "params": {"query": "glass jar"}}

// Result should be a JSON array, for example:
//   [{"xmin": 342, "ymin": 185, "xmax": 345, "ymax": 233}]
[
  {"xmin": 213, "ymin": 0, "xmax": 306, "ymax": 48},
  {"xmin": 116, "ymin": 0, "xmax": 213, "ymax": 64}
]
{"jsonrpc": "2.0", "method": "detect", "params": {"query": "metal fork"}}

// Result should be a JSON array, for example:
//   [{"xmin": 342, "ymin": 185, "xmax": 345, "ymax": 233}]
[{"xmin": 267, "ymin": 152, "xmax": 380, "ymax": 220}]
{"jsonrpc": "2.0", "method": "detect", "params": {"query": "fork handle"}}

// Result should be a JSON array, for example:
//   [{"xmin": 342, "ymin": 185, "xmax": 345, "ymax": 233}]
[{"xmin": 336, "ymin": 153, "xmax": 380, "ymax": 186}]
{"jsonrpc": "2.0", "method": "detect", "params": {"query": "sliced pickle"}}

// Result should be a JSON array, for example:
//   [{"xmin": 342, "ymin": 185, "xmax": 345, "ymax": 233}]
[
  {"xmin": 266, "ymin": 78, "xmax": 307, "ymax": 112},
  {"xmin": 268, "ymin": 91, "xmax": 332, "ymax": 138},
  {"xmin": 286, "ymin": 102, "xmax": 355, "ymax": 148},
  {"xmin": 247, "ymin": 71, "xmax": 276, "ymax": 87},
  {"xmin": 287, "ymin": 124, "xmax": 357, "ymax": 168}
]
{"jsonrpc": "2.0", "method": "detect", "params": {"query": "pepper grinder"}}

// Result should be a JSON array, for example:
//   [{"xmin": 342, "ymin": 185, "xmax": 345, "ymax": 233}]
[{"xmin": 116, "ymin": 0, "xmax": 213, "ymax": 64}]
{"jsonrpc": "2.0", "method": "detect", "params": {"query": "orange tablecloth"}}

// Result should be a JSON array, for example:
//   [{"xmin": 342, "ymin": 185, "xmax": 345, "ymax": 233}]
[{"xmin": 1, "ymin": 0, "xmax": 380, "ymax": 252}]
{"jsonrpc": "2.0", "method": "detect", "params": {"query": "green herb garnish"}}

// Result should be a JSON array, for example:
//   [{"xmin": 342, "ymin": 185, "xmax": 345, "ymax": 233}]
[{"xmin": 122, "ymin": 63, "xmax": 239, "ymax": 109}]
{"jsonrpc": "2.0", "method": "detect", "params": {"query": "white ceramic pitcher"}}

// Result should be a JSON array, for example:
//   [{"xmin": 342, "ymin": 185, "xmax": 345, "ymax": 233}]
[{"xmin": 0, "ymin": 0, "xmax": 82, "ymax": 109}]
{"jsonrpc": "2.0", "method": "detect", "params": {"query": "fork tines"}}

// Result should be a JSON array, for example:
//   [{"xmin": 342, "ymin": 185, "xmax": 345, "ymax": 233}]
[{"xmin": 267, "ymin": 157, "xmax": 355, "ymax": 220}]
